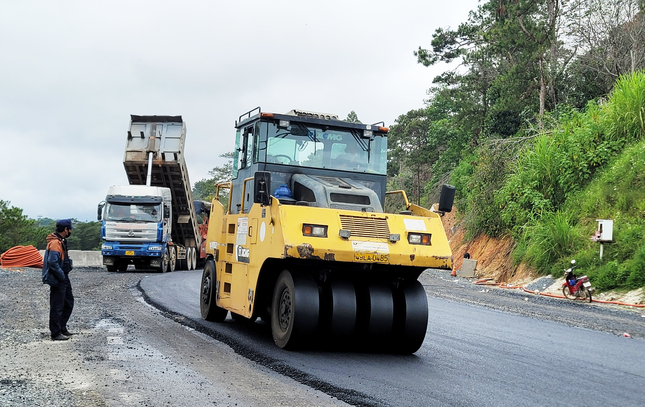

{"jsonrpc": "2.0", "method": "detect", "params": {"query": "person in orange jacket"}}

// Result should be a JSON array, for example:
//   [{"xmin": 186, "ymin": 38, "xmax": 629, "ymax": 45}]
[{"xmin": 42, "ymin": 219, "xmax": 75, "ymax": 341}]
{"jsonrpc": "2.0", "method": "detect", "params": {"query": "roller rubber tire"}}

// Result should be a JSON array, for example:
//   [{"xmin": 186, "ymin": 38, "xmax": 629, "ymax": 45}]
[
  {"xmin": 367, "ymin": 283, "xmax": 394, "ymax": 336},
  {"xmin": 329, "ymin": 280, "xmax": 357, "ymax": 336},
  {"xmin": 395, "ymin": 280, "xmax": 428, "ymax": 354},
  {"xmin": 200, "ymin": 259, "xmax": 228, "ymax": 321},
  {"xmin": 271, "ymin": 270, "xmax": 319, "ymax": 349}
]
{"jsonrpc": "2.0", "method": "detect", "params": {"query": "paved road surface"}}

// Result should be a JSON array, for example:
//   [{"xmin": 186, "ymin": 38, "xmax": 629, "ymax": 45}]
[{"xmin": 141, "ymin": 270, "xmax": 645, "ymax": 407}]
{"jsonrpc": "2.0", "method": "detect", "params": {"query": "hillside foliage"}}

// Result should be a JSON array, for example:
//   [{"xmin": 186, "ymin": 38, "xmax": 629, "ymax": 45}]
[{"xmin": 389, "ymin": 0, "xmax": 645, "ymax": 291}]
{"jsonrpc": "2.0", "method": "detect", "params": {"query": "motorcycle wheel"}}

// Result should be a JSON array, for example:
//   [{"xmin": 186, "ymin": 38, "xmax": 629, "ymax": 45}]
[
  {"xmin": 562, "ymin": 286, "xmax": 576, "ymax": 300},
  {"xmin": 581, "ymin": 286, "xmax": 592, "ymax": 303}
]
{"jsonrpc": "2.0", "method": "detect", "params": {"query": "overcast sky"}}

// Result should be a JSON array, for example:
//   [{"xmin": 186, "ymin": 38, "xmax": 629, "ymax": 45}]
[{"xmin": 0, "ymin": 0, "xmax": 478, "ymax": 223}]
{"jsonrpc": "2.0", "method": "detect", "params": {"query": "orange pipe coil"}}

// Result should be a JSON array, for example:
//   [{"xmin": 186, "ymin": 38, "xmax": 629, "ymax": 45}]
[{"xmin": 0, "ymin": 245, "xmax": 44, "ymax": 268}]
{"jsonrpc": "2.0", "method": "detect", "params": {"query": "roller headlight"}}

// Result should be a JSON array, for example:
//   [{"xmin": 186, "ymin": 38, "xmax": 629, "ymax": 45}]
[
  {"xmin": 303, "ymin": 224, "xmax": 328, "ymax": 237},
  {"xmin": 408, "ymin": 233, "xmax": 431, "ymax": 245}
]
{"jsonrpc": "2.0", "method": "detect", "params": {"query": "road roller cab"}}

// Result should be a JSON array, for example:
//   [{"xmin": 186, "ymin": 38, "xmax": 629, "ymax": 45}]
[{"xmin": 200, "ymin": 107, "xmax": 454, "ymax": 353}]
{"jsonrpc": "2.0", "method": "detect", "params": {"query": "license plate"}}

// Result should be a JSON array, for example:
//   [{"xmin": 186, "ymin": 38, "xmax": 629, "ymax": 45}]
[
  {"xmin": 583, "ymin": 281, "xmax": 591, "ymax": 287},
  {"xmin": 354, "ymin": 252, "xmax": 389, "ymax": 262},
  {"xmin": 125, "ymin": 251, "xmax": 134, "ymax": 256}
]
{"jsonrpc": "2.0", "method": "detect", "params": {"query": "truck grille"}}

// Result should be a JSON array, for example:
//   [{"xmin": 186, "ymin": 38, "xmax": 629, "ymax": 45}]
[
  {"xmin": 104, "ymin": 222, "xmax": 158, "ymax": 242},
  {"xmin": 339, "ymin": 215, "xmax": 390, "ymax": 239}
]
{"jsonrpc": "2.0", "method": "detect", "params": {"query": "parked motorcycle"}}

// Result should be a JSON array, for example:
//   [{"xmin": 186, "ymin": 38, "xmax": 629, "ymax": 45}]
[{"xmin": 562, "ymin": 260, "xmax": 594, "ymax": 303}]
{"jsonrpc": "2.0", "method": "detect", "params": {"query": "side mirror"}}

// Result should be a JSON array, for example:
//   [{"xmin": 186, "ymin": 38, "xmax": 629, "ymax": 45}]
[
  {"xmin": 254, "ymin": 171, "xmax": 271, "ymax": 206},
  {"xmin": 163, "ymin": 205, "xmax": 170, "ymax": 219},
  {"xmin": 438, "ymin": 184, "xmax": 456, "ymax": 213},
  {"xmin": 97, "ymin": 202, "xmax": 105, "ymax": 221}
]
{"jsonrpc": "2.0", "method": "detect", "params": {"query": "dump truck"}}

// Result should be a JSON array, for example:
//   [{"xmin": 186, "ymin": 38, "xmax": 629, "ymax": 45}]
[
  {"xmin": 199, "ymin": 108, "xmax": 454, "ymax": 353},
  {"xmin": 98, "ymin": 115, "xmax": 205, "ymax": 272}
]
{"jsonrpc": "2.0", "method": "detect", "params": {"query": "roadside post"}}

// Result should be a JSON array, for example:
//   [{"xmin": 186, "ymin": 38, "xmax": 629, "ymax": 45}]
[{"xmin": 590, "ymin": 219, "xmax": 613, "ymax": 259}]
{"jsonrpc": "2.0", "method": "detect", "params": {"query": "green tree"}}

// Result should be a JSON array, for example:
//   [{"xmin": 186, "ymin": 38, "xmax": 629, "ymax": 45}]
[
  {"xmin": 72, "ymin": 221, "xmax": 102, "ymax": 250},
  {"xmin": 193, "ymin": 151, "xmax": 234, "ymax": 201},
  {"xmin": 345, "ymin": 111, "xmax": 362, "ymax": 124},
  {"xmin": 388, "ymin": 109, "xmax": 434, "ymax": 205},
  {"xmin": 0, "ymin": 200, "xmax": 49, "ymax": 253},
  {"xmin": 36, "ymin": 217, "xmax": 103, "ymax": 250}
]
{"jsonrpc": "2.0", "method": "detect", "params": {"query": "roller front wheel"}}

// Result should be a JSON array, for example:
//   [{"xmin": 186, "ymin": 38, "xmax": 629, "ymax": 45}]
[
  {"xmin": 271, "ymin": 270, "xmax": 319, "ymax": 349},
  {"xmin": 200, "ymin": 259, "xmax": 228, "ymax": 321}
]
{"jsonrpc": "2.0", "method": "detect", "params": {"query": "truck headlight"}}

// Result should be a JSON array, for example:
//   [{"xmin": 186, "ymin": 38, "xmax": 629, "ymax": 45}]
[
  {"xmin": 149, "ymin": 245, "xmax": 163, "ymax": 251},
  {"xmin": 408, "ymin": 233, "xmax": 431, "ymax": 245},
  {"xmin": 303, "ymin": 224, "xmax": 327, "ymax": 237},
  {"xmin": 102, "ymin": 244, "xmax": 113, "ymax": 250}
]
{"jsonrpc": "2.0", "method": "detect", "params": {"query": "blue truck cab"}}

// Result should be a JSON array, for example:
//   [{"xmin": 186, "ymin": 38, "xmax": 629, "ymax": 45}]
[{"xmin": 99, "ymin": 185, "xmax": 173, "ymax": 272}]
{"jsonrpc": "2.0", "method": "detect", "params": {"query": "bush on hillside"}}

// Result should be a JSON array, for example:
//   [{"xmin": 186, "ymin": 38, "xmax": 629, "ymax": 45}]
[{"xmin": 458, "ymin": 71, "xmax": 645, "ymax": 290}]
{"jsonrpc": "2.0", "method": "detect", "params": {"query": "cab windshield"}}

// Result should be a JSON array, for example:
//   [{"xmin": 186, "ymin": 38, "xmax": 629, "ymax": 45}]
[
  {"xmin": 105, "ymin": 203, "xmax": 162, "ymax": 222},
  {"xmin": 260, "ymin": 121, "xmax": 387, "ymax": 174}
]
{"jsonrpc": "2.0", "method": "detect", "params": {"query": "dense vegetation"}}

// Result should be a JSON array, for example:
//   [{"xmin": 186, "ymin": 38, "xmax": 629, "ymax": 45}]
[
  {"xmin": 387, "ymin": 0, "xmax": 645, "ymax": 290},
  {"xmin": 0, "ymin": 200, "xmax": 102, "ymax": 253}
]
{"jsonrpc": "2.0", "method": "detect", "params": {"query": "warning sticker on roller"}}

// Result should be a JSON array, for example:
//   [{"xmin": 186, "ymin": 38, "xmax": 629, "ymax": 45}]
[{"xmin": 403, "ymin": 218, "xmax": 426, "ymax": 231}]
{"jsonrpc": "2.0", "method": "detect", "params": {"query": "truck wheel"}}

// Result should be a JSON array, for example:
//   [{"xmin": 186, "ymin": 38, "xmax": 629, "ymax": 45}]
[
  {"xmin": 393, "ymin": 280, "xmax": 428, "ymax": 354},
  {"xmin": 117, "ymin": 262, "xmax": 128, "ymax": 272},
  {"xmin": 159, "ymin": 247, "xmax": 169, "ymax": 273},
  {"xmin": 106, "ymin": 265, "xmax": 116, "ymax": 272},
  {"xmin": 271, "ymin": 270, "xmax": 319, "ymax": 349},
  {"xmin": 200, "ymin": 259, "xmax": 228, "ymax": 321},
  {"xmin": 190, "ymin": 247, "xmax": 197, "ymax": 270},
  {"xmin": 169, "ymin": 246, "xmax": 176, "ymax": 272},
  {"xmin": 176, "ymin": 250, "xmax": 186, "ymax": 270},
  {"xmin": 184, "ymin": 247, "xmax": 192, "ymax": 271}
]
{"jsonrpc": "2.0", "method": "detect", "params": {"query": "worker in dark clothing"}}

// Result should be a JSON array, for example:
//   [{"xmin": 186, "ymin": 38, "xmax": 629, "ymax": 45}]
[{"xmin": 42, "ymin": 219, "xmax": 75, "ymax": 341}]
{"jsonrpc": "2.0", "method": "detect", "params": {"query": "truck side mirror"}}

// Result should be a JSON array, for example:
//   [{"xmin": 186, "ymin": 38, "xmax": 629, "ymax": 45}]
[
  {"xmin": 254, "ymin": 171, "xmax": 271, "ymax": 206},
  {"xmin": 438, "ymin": 184, "xmax": 455, "ymax": 213},
  {"xmin": 97, "ymin": 202, "xmax": 105, "ymax": 221},
  {"xmin": 164, "ymin": 205, "xmax": 170, "ymax": 219}
]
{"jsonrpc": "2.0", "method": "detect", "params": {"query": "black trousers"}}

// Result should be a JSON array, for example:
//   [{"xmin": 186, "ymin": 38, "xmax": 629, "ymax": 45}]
[{"xmin": 49, "ymin": 275, "xmax": 74, "ymax": 337}]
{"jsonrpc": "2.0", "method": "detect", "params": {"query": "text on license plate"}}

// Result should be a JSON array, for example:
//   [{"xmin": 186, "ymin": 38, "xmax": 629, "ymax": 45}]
[
  {"xmin": 583, "ymin": 281, "xmax": 591, "ymax": 287},
  {"xmin": 354, "ymin": 252, "xmax": 389, "ymax": 262},
  {"xmin": 125, "ymin": 251, "xmax": 134, "ymax": 256}
]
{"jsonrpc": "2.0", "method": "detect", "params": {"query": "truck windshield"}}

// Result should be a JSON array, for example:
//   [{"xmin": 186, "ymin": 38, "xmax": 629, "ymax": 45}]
[
  {"xmin": 105, "ymin": 203, "xmax": 162, "ymax": 222},
  {"xmin": 260, "ymin": 121, "xmax": 387, "ymax": 174}
]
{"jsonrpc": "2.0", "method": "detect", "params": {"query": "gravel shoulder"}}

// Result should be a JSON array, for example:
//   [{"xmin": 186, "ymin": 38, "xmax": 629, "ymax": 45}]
[{"xmin": 0, "ymin": 267, "xmax": 348, "ymax": 407}]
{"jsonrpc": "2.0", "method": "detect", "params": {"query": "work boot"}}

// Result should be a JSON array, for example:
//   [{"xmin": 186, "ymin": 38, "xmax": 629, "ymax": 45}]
[{"xmin": 51, "ymin": 333, "xmax": 69, "ymax": 341}]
